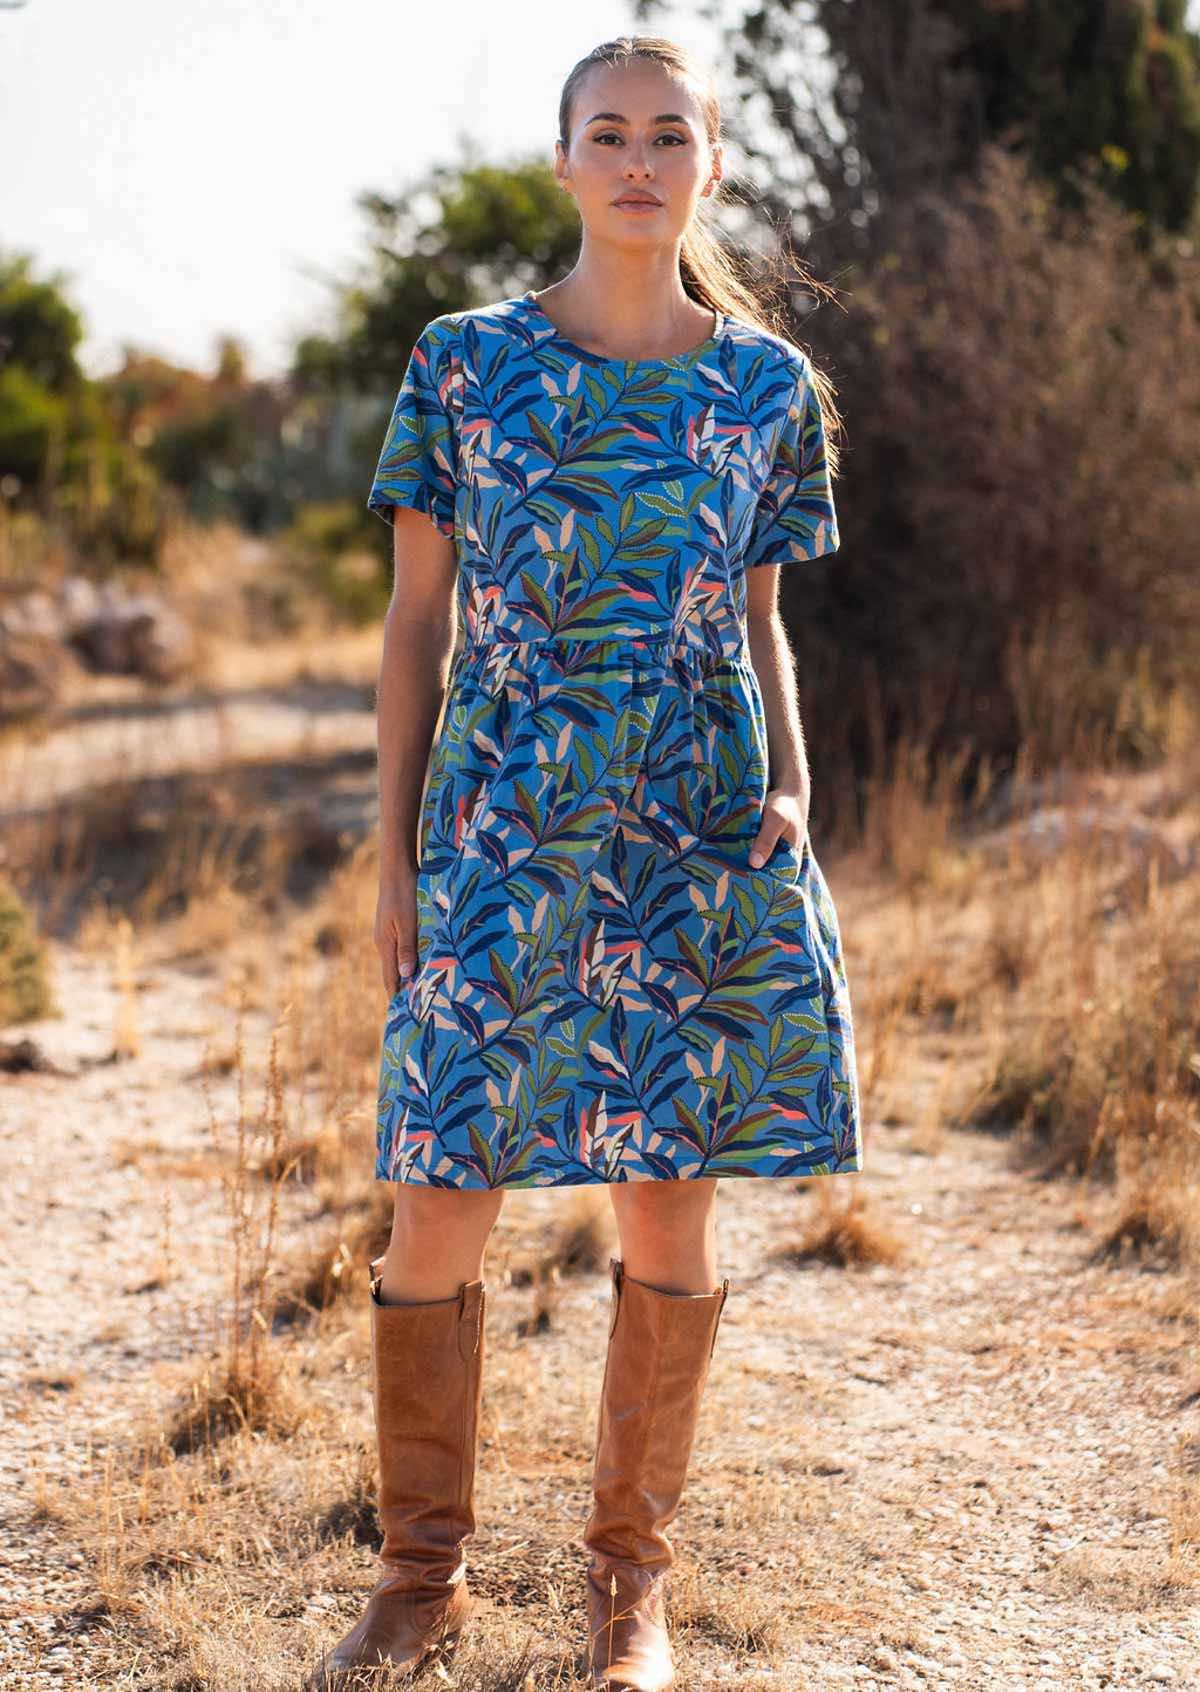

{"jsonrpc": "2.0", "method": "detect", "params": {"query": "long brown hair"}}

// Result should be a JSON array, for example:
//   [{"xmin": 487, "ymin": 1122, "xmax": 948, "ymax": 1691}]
[{"xmin": 556, "ymin": 34, "xmax": 844, "ymax": 477}]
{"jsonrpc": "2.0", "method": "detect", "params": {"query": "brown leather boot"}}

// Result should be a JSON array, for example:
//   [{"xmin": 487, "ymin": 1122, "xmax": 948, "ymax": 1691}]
[
  {"xmin": 304, "ymin": 1259, "xmax": 486, "ymax": 1690},
  {"xmin": 583, "ymin": 1257, "xmax": 730, "ymax": 1691}
]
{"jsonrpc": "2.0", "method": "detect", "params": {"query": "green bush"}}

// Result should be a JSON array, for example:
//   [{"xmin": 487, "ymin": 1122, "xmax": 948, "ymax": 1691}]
[
  {"xmin": 0, "ymin": 878, "xmax": 55, "ymax": 1027},
  {"xmin": 284, "ymin": 498, "xmax": 391, "ymax": 627}
]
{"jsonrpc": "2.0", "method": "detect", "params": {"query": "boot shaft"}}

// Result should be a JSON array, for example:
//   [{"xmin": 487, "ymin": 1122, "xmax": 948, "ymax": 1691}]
[
  {"xmin": 586, "ymin": 1258, "xmax": 729, "ymax": 1571},
  {"xmin": 368, "ymin": 1261, "xmax": 486, "ymax": 1566}
]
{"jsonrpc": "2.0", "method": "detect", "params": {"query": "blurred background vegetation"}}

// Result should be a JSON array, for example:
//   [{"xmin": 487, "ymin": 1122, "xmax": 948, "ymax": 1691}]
[{"xmin": 3, "ymin": 0, "xmax": 1198, "ymax": 804}]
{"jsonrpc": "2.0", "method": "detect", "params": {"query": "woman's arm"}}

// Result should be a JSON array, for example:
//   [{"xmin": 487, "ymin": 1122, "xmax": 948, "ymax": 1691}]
[
  {"xmin": 374, "ymin": 507, "xmax": 458, "ymax": 992},
  {"xmin": 744, "ymin": 565, "xmax": 811, "ymax": 868}
]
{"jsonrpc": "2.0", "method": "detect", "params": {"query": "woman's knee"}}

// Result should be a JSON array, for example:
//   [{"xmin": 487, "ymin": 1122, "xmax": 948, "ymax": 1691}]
[
  {"xmin": 389, "ymin": 1183, "xmax": 504, "ymax": 1247},
  {"xmin": 609, "ymin": 1176, "xmax": 717, "ymax": 1240}
]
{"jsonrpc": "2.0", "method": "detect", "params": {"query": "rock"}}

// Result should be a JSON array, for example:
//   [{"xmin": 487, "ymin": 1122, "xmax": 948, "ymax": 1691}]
[
  {"xmin": 68, "ymin": 584, "xmax": 193, "ymax": 681},
  {"xmin": 0, "ymin": 1038, "xmax": 68, "ymax": 1075},
  {"xmin": 1, "ymin": 574, "xmax": 196, "ymax": 703},
  {"xmin": 121, "ymin": 593, "xmax": 193, "ymax": 682},
  {"xmin": 970, "ymin": 801, "xmax": 1196, "ymax": 887},
  {"xmin": 0, "ymin": 630, "xmax": 66, "ymax": 726}
]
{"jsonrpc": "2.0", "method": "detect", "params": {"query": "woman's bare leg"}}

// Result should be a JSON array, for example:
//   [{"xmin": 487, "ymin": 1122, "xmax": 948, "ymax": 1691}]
[
  {"xmin": 607, "ymin": 1177, "xmax": 720, "ymax": 1292},
  {"xmin": 378, "ymin": 1184, "xmax": 505, "ymax": 1303}
]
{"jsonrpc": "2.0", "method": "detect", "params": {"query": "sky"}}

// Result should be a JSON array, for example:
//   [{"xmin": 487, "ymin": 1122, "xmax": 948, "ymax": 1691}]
[{"xmin": 2, "ymin": 0, "xmax": 718, "ymax": 381}]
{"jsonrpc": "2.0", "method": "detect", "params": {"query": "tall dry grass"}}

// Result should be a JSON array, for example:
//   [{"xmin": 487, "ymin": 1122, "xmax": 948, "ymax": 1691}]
[{"xmin": 844, "ymin": 660, "xmax": 1200, "ymax": 1262}]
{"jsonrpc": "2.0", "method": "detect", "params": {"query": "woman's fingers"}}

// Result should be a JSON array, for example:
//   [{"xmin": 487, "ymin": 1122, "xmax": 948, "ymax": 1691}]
[
  {"xmin": 748, "ymin": 827, "xmax": 786, "ymax": 868},
  {"xmin": 376, "ymin": 891, "xmax": 419, "ymax": 997},
  {"xmin": 750, "ymin": 791, "xmax": 809, "ymax": 867}
]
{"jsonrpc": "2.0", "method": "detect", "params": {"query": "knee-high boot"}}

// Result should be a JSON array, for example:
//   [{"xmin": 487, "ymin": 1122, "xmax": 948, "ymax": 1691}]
[
  {"xmin": 304, "ymin": 1259, "xmax": 485, "ymax": 1689},
  {"xmin": 583, "ymin": 1256, "xmax": 730, "ymax": 1691}
]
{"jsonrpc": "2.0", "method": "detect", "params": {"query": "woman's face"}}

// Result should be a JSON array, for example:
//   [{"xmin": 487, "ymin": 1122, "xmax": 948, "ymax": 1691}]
[{"xmin": 556, "ymin": 60, "xmax": 720, "ymax": 246}]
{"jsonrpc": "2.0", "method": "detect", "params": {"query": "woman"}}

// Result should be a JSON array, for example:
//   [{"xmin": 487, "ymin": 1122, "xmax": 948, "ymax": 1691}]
[{"xmin": 306, "ymin": 32, "xmax": 862, "ymax": 1692}]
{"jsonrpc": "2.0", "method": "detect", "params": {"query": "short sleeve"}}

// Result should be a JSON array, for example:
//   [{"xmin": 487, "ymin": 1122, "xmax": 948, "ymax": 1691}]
[
  {"xmin": 366, "ymin": 315, "xmax": 461, "ymax": 535},
  {"xmin": 743, "ymin": 353, "xmax": 840, "ymax": 567}
]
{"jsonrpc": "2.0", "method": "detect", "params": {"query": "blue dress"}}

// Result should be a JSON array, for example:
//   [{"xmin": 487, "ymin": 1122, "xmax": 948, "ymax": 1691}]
[{"xmin": 366, "ymin": 290, "xmax": 862, "ymax": 1188}]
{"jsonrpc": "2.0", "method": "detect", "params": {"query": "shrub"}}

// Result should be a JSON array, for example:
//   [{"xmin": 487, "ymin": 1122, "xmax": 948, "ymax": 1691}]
[{"xmin": 0, "ymin": 877, "xmax": 54, "ymax": 1026}]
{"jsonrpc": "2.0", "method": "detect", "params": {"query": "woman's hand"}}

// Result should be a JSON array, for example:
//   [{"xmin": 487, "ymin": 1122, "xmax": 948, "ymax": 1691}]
[
  {"xmin": 749, "ymin": 786, "xmax": 810, "ymax": 868},
  {"xmin": 375, "ymin": 866, "xmax": 419, "ymax": 996}
]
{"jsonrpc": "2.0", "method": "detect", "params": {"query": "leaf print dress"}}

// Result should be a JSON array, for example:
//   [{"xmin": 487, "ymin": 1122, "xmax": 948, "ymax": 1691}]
[{"xmin": 366, "ymin": 290, "xmax": 863, "ymax": 1188}]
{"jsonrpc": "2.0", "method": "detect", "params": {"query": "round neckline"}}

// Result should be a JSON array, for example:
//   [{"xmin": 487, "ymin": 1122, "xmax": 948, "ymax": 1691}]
[{"xmin": 520, "ymin": 289, "xmax": 725, "ymax": 368}]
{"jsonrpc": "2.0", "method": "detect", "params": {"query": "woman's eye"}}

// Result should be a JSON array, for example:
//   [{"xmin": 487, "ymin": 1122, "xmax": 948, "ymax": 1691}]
[{"xmin": 594, "ymin": 132, "xmax": 686, "ymax": 146}]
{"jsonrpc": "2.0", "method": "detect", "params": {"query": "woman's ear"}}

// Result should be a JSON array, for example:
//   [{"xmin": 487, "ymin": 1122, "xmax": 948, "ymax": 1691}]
[
  {"xmin": 704, "ymin": 142, "xmax": 724, "ymax": 198},
  {"xmin": 553, "ymin": 139, "xmax": 573, "ymax": 197}
]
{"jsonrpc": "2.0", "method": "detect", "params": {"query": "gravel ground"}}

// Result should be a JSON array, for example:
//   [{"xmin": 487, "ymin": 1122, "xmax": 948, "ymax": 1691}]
[{"xmin": 2, "ymin": 940, "xmax": 1199, "ymax": 1690}]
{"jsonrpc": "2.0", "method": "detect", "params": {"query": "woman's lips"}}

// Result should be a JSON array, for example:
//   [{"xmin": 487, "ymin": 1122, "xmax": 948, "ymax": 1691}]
[{"xmin": 614, "ymin": 197, "xmax": 663, "ymax": 213}]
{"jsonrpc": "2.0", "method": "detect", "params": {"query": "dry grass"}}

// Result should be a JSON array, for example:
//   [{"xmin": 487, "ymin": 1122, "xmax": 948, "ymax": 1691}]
[
  {"xmin": 500, "ymin": 1193, "xmax": 615, "ymax": 1339},
  {"xmin": 777, "ymin": 1182, "xmax": 904, "ymax": 1270},
  {"xmin": 138, "ymin": 515, "xmax": 387, "ymax": 689},
  {"xmin": 838, "ymin": 695, "xmax": 1200, "ymax": 1266},
  {"xmin": 161, "ymin": 993, "xmax": 304, "ymax": 1457},
  {"xmin": 1091, "ymin": 1176, "xmax": 1200, "ymax": 1269},
  {"xmin": 4, "ymin": 762, "xmax": 300, "ymax": 950},
  {"xmin": 271, "ymin": 1191, "xmax": 392, "ymax": 1328},
  {"xmin": 962, "ymin": 840, "xmax": 1200, "ymax": 1207}
]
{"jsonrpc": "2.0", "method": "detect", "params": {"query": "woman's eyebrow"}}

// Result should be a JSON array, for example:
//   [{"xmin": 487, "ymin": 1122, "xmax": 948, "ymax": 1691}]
[{"xmin": 582, "ymin": 111, "xmax": 691, "ymax": 125}]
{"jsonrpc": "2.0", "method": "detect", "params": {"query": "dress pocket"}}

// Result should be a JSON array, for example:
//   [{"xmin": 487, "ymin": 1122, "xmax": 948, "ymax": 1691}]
[
  {"xmin": 761, "ymin": 830, "xmax": 804, "ymax": 881},
  {"xmin": 731, "ymin": 656, "xmax": 805, "ymax": 879}
]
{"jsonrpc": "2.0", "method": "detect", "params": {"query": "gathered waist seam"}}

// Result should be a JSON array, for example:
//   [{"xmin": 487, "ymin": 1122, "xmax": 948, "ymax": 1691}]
[{"xmin": 460, "ymin": 629, "xmax": 748, "ymax": 656}]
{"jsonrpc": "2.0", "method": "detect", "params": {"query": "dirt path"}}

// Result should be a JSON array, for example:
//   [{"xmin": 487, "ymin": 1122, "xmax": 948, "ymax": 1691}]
[
  {"xmin": 0, "ymin": 678, "xmax": 376, "ymax": 818},
  {"xmin": 2, "ymin": 941, "xmax": 1198, "ymax": 1688}
]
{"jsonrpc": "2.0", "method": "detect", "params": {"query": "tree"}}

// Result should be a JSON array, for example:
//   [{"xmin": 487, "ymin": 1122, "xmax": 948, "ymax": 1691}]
[
  {"xmin": 0, "ymin": 251, "xmax": 86, "ymax": 495},
  {"xmin": 634, "ymin": 0, "xmax": 1200, "ymax": 264},
  {"xmin": 292, "ymin": 143, "xmax": 584, "ymax": 396}
]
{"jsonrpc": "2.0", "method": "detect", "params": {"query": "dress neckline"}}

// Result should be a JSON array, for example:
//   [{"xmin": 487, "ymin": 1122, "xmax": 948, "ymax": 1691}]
[{"xmin": 519, "ymin": 289, "xmax": 725, "ymax": 369}]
